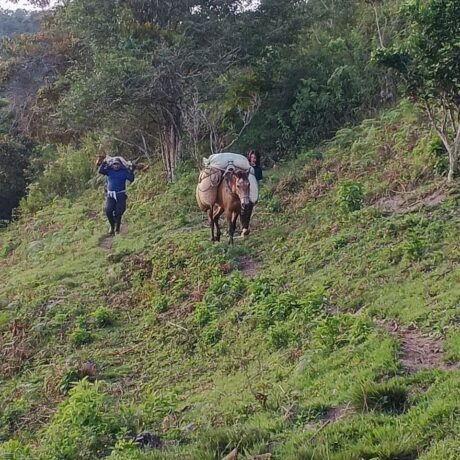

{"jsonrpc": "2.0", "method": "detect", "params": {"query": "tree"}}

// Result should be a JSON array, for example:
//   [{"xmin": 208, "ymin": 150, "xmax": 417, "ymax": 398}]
[
  {"xmin": 13, "ymin": 0, "xmax": 249, "ymax": 181},
  {"xmin": 375, "ymin": 0, "xmax": 460, "ymax": 181},
  {"xmin": 0, "ymin": 136, "xmax": 28, "ymax": 220}
]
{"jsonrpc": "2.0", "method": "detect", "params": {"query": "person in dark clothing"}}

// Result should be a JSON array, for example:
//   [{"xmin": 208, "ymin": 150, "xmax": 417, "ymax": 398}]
[
  {"xmin": 248, "ymin": 149, "xmax": 263, "ymax": 181},
  {"xmin": 97, "ymin": 157, "xmax": 135, "ymax": 235},
  {"xmin": 241, "ymin": 149, "xmax": 262, "ymax": 236}
]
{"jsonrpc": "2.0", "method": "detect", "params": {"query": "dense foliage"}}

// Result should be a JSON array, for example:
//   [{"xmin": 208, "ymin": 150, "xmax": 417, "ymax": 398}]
[
  {"xmin": 1, "ymin": 0, "xmax": 399, "ymax": 186},
  {"xmin": 376, "ymin": 0, "xmax": 460, "ymax": 180}
]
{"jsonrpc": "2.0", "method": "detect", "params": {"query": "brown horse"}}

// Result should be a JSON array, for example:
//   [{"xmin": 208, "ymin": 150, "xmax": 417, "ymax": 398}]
[
  {"xmin": 196, "ymin": 168, "xmax": 251, "ymax": 244},
  {"xmin": 211, "ymin": 170, "xmax": 250, "ymax": 245}
]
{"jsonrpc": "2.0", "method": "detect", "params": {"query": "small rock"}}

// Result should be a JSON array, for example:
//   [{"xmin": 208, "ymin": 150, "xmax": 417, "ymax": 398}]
[
  {"xmin": 181, "ymin": 422, "xmax": 196, "ymax": 433},
  {"xmin": 130, "ymin": 432, "xmax": 162, "ymax": 449}
]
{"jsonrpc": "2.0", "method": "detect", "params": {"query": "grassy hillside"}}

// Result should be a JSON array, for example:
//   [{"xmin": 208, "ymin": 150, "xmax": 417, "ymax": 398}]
[{"xmin": 2, "ymin": 102, "xmax": 460, "ymax": 459}]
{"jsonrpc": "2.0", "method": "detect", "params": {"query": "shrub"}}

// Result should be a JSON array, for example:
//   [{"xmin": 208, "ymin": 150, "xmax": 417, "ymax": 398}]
[
  {"xmin": 351, "ymin": 381, "xmax": 409, "ymax": 414},
  {"xmin": 21, "ymin": 138, "xmax": 96, "ymax": 214},
  {"xmin": 336, "ymin": 181, "xmax": 364, "ymax": 213},
  {"xmin": 201, "ymin": 322, "xmax": 223, "ymax": 345},
  {"xmin": 0, "ymin": 440, "xmax": 32, "ymax": 459},
  {"xmin": 0, "ymin": 399, "xmax": 30, "ymax": 435},
  {"xmin": 267, "ymin": 322, "xmax": 298, "ymax": 349},
  {"xmin": 194, "ymin": 302, "xmax": 217, "ymax": 327},
  {"xmin": 70, "ymin": 322, "xmax": 93, "ymax": 347},
  {"xmin": 91, "ymin": 307, "xmax": 115, "ymax": 327},
  {"xmin": 249, "ymin": 276, "xmax": 273, "ymax": 302},
  {"xmin": 151, "ymin": 294, "xmax": 169, "ymax": 313},
  {"xmin": 401, "ymin": 229, "xmax": 426, "ymax": 261},
  {"xmin": 59, "ymin": 368, "xmax": 81, "ymax": 395},
  {"xmin": 203, "ymin": 273, "xmax": 247, "ymax": 310},
  {"xmin": 427, "ymin": 136, "xmax": 448, "ymax": 176},
  {"xmin": 41, "ymin": 380, "xmax": 116, "ymax": 459},
  {"xmin": 312, "ymin": 314, "xmax": 372, "ymax": 352},
  {"xmin": 255, "ymin": 289, "xmax": 325, "ymax": 329}
]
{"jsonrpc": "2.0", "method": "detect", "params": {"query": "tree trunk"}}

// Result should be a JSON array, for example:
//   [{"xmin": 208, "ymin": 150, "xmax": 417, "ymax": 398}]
[
  {"xmin": 448, "ymin": 149, "xmax": 456, "ymax": 182},
  {"xmin": 160, "ymin": 117, "xmax": 181, "ymax": 182},
  {"xmin": 424, "ymin": 102, "xmax": 460, "ymax": 182}
]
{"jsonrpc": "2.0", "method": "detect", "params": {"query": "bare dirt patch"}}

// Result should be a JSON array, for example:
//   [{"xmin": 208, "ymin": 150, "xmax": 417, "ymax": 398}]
[
  {"xmin": 99, "ymin": 236, "xmax": 113, "ymax": 251},
  {"xmin": 86, "ymin": 210, "xmax": 99, "ymax": 220},
  {"xmin": 374, "ymin": 186, "xmax": 447, "ymax": 215},
  {"xmin": 238, "ymin": 255, "xmax": 260, "ymax": 277},
  {"xmin": 381, "ymin": 320, "xmax": 454, "ymax": 373},
  {"xmin": 98, "ymin": 225, "xmax": 127, "ymax": 251},
  {"xmin": 322, "ymin": 403, "xmax": 354, "ymax": 423}
]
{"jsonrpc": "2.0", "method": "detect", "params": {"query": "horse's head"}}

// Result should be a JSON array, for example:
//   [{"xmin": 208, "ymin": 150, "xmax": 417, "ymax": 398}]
[{"xmin": 232, "ymin": 170, "xmax": 250, "ymax": 209}]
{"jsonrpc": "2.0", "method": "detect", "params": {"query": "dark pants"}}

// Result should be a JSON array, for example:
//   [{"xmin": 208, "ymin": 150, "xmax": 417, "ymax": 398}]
[
  {"xmin": 105, "ymin": 193, "xmax": 127, "ymax": 232},
  {"xmin": 240, "ymin": 202, "xmax": 254, "ymax": 231}
]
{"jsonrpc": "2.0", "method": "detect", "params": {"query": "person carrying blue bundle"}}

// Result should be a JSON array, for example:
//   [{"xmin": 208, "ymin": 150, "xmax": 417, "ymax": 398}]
[{"xmin": 96, "ymin": 155, "xmax": 135, "ymax": 235}]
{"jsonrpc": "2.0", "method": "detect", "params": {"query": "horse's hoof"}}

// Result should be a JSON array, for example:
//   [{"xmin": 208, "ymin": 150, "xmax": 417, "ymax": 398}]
[{"xmin": 241, "ymin": 228, "xmax": 250, "ymax": 237}]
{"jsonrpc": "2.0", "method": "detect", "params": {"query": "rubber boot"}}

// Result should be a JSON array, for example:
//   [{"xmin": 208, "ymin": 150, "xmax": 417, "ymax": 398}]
[
  {"xmin": 115, "ymin": 216, "xmax": 122, "ymax": 234},
  {"xmin": 108, "ymin": 214, "xmax": 116, "ymax": 236}
]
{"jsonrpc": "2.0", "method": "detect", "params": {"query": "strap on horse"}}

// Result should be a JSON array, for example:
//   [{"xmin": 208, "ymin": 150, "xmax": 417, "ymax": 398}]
[{"xmin": 197, "ymin": 162, "xmax": 238, "ymax": 193}]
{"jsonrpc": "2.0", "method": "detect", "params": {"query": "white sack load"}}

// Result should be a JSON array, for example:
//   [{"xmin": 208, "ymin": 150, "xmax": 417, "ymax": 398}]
[
  {"xmin": 203, "ymin": 152, "xmax": 250, "ymax": 172},
  {"xmin": 105, "ymin": 155, "xmax": 133, "ymax": 170},
  {"xmin": 249, "ymin": 172, "xmax": 259, "ymax": 204},
  {"xmin": 198, "ymin": 152, "xmax": 258, "ymax": 207}
]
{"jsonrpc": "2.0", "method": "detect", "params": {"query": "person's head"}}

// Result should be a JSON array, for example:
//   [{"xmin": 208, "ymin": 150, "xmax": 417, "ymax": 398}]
[
  {"xmin": 247, "ymin": 149, "xmax": 258, "ymax": 167},
  {"xmin": 112, "ymin": 159, "xmax": 122, "ymax": 170}
]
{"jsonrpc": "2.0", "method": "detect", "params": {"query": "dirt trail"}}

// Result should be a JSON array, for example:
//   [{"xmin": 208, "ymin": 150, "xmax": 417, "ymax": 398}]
[
  {"xmin": 374, "ymin": 187, "xmax": 447, "ymax": 215},
  {"xmin": 98, "ymin": 224, "xmax": 128, "ymax": 251},
  {"xmin": 381, "ymin": 320, "xmax": 453, "ymax": 373},
  {"xmin": 99, "ymin": 236, "xmax": 113, "ymax": 251},
  {"xmin": 322, "ymin": 404, "xmax": 354, "ymax": 423},
  {"xmin": 238, "ymin": 255, "xmax": 260, "ymax": 277}
]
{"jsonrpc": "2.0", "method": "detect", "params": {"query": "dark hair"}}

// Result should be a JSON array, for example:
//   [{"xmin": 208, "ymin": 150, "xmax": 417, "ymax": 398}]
[{"xmin": 247, "ymin": 149, "xmax": 260, "ymax": 166}]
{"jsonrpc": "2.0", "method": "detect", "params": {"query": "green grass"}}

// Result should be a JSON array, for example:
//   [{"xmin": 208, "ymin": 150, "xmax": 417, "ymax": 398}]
[{"xmin": 1, "ymin": 102, "xmax": 460, "ymax": 458}]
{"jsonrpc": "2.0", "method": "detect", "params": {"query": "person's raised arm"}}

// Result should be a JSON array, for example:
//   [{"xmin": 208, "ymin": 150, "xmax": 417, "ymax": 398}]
[
  {"xmin": 97, "ymin": 161, "xmax": 110, "ymax": 176},
  {"xmin": 124, "ymin": 167, "xmax": 134, "ymax": 183}
]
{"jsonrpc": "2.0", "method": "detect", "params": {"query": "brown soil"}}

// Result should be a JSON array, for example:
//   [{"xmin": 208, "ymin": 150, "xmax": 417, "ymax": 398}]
[
  {"xmin": 374, "ymin": 187, "xmax": 447, "ymax": 215},
  {"xmin": 238, "ymin": 255, "xmax": 260, "ymax": 277},
  {"xmin": 99, "ymin": 236, "xmax": 113, "ymax": 251},
  {"xmin": 381, "ymin": 320, "xmax": 454, "ymax": 373},
  {"xmin": 98, "ymin": 224, "xmax": 127, "ymax": 251},
  {"xmin": 322, "ymin": 403, "xmax": 354, "ymax": 423}
]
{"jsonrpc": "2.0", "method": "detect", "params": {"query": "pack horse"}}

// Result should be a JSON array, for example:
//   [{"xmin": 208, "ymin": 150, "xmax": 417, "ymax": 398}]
[{"xmin": 196, "ymin": 153, "xmax": 259, "ymax": 245}]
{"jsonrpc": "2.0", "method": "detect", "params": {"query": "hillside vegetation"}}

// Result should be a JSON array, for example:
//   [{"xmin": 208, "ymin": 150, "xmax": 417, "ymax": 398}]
[
  {"xmin": 2, "ymin": 102, "xmax": 460, "ymax": 459},
  {"xmin": 2, "ymin": 0, "xmax": 460, "ymax": 459}
]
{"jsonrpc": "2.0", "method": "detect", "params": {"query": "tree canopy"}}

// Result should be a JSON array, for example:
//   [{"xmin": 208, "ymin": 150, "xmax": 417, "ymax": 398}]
[
  {"xmin": 0, "ymin": 0, "xmax": 400, "ymax": 184},
  {"xmin": 376, "ymin": 0, "xmax": 460, "ymax": 180}
]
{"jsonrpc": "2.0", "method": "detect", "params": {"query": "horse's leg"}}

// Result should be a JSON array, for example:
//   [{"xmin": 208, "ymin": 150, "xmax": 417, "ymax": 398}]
[
  {"xmin": 208, "ymin": 207, "xmax": 215, "ymax": 241},
  {"xmin": 227, "ymin": 211, "xmax": 238, "ymax": 245},
  {"xmin": 213, "ymin": 206, "xmax": 224, "ymax": 242}
]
